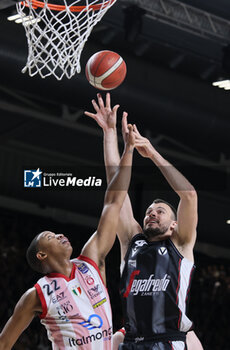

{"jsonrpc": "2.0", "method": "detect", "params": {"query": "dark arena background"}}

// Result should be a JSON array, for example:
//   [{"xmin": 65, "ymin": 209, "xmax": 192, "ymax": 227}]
[{"xmin": 0, "ymin": 1, "xmax": 230, "ymax": 349}]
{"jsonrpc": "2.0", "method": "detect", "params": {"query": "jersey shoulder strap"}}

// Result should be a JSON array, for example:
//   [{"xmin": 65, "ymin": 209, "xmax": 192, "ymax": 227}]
[{"xmin": 124, "ymin": 233, "xmax": 147, "ymax": 261}]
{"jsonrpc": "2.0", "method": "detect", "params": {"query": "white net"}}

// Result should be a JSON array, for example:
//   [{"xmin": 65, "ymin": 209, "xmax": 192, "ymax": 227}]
[{"xmin": 16, "ymin": 0, "xmax": 117, "ymax": 80}]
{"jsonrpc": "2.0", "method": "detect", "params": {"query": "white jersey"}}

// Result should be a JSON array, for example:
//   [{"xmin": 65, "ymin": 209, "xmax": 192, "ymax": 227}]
[{"xmin": 35, "ymin": 255, "xmax": 112, "ymax": 350}]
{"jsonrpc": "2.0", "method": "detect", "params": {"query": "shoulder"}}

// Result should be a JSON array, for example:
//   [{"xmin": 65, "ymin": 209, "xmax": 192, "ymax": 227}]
[
  {"xmin": 168, "ymin": 236, "xmax": 194, "ymax": 263},
  {"xmin": 123, "ymin": 233, "xmax": 148, "ymax": 259},
  {"xmin": 127, "ymin": 233, "xmax": 147, "ymax": 248},
  {"xmin": 18, "ymin": 287, "xmax": 42, "ymax": 313},
  {"xmin": 71, "ymin": 257, "xmax": 80, "ymax": 264}
]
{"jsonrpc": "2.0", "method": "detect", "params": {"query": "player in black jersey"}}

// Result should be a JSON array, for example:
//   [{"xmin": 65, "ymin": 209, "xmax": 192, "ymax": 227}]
[
  {"xmin": 112, "ymin": 328, "xmax": 204, "ymax": 350},
  {"xmin": 85, "ymin": 93, "xmax": 203, "ymax": 350}
]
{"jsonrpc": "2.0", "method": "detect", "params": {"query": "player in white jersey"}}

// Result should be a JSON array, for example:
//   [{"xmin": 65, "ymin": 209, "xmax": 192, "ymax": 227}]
[{"xmin": 0, "ymin": 125, "xmax": 136, "ymax": 350}]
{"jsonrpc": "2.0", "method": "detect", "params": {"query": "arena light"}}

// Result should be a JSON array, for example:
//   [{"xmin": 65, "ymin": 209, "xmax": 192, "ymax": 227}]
[
  {"xmin": 226, "ymin": 219, "xmax": 230, "ymax": 224},
  {"xmin": 219, "ymin": 81, "xmax": 230, "ymax": 88},
  {"xmin": 15, "ymin": 16, "xmax": 41, "ymax": 25},
  {"xmin": 7, "ymin": 13, "xmax": 40, "ymax": 25},
  {"xmin": 212, "ymin": 79, "xmax": 230, "ymax": 89},
  {"xmin": 7, "ymin": 13, "xmax": 23, "ymax": 21}
]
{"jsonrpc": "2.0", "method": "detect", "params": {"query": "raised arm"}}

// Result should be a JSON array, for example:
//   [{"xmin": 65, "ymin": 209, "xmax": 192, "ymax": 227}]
[
  {"xmin": 81, "ymin": 124, "xmax": 136, "ymax": 283},
  {"xmin": 133, "ymin": 125, "xmax": 198, "ymax": 260},
  {"xmin": 0, "ymin": 288, "xmax": 42, "ymax": 350},
  {"xmin": 84, "ymin": 93, "xmax": 141, "ymax": 261}
]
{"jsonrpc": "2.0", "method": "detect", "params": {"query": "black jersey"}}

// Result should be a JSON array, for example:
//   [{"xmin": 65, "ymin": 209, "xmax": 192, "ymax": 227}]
[{"xmin": 120, "ymin": 234, "xmax": 195, "ymax": 343}]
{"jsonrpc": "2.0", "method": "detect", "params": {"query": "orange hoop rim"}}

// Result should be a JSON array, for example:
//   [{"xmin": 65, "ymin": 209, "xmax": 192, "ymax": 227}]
[{"xmin": 21, "ymin": 0, "xmax": 116, "ymax": 12}]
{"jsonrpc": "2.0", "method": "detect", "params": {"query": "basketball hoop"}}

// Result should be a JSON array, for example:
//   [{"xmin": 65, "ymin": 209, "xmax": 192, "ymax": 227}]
[{"xmin": 16, "ymin": 0, "xmax": 117, "ymax": 80}]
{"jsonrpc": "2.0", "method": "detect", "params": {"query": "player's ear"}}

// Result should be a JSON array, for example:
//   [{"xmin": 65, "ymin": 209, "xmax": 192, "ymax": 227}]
[
  {"xmin": 170, "ymin": 221, "xmax": 177, "ymax": 231},
  {"xmin": 36, "ymin": 251, "xmax": 47, "ymax": 261}
]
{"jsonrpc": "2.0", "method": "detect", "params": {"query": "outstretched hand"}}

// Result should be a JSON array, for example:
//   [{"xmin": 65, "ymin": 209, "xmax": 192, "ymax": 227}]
[
  {"xmin": 84, "ymin": 93, "xmax": 119, "ymax": 131},
  {"xmin": 121, "ymin": 111, "xmax": 129, "ymax": 141},
  {"xmin": 122, "ymin": 115, "xmax": 154, "ymax": 158},
  {"xmin": 125, "ymin": 124, "xmax": 135, "ymax": 148},
  {"xmin": 132, "ymin": 124, "xmax": 155, "ymax": 158}
]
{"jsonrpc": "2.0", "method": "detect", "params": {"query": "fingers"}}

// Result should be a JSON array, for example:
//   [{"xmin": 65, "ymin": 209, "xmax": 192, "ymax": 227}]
[
  {"xmin": 127, "ymin": 124, "xmax": 148, "ymax": 147},
  {"xmin": 84, "ymin": 98, "xmax": 100, "ymax": 118},
  {"xmin": 126, "ymin": 124, "xmax": 136, "ymax": 146},
  {"xmin": 113, "ymin": 104, "xmax": 120, "ymax": 114},
  {"xmin": 134, "ymin": 140, "xmax": 147, "ymax": 146},
  {"xmin": 127, "ymin": 124, "xmax": 136, "ymax": 137},
  {"xmin": 91, "ymin": 99, "xmax": 100, "ymax": 112},
  {"xmin": 84, "ymin": 111, "xmax": 96, "ymax": 119},
  {"xmin": 105, "ymin": 92, "xmax": 111, "ymax": 109},
  {"xmin": 122, "ymin": 112, "xmax": 129, "ymax": 133},
  {"xmin": 127, "ymin": 123, "xmax": 133, "ymax": 131},
  {"xmin": 133, "ymin": 124, "xmax": 141, "ymax": 136},
  {"xmin": 97, "ymin": 93, "xmax": 105, "ymax": 109},
  {"xmin": 123, "ymin": 111, "xmax": 128, "ymax": 119}
]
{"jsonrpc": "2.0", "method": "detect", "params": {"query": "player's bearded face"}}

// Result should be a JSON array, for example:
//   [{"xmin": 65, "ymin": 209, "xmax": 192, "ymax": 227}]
[
  {"xmin": 143, "ymin": 224, "xmax": 169, "ymax": 239},
  {"xmin": 143, "ymin": 203, "xmax": 176, "ymax": 239}
]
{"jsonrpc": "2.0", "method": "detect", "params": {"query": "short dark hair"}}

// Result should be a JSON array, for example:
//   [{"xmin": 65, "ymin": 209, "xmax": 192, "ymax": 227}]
[
  {"xmin": 152, "ymin": 198, "xmax": 177, "ymax": 220},
  {"xmin": 26, "ymin": 233, "xmax": 44, "ymax": 274}
]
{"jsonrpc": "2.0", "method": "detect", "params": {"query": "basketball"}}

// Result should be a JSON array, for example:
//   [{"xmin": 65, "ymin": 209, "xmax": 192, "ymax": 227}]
[{"xmin": 85, "ymin": 50, "xmax": 127, "ymax": 90}]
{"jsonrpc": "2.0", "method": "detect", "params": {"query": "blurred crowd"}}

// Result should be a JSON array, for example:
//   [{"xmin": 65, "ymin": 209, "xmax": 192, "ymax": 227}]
[
  {"xmin": 189, "ymin": 258, "xmax": 230, "ymax": 350},
  {"xmin": 0, "ymin": 209, "xmax": 229, "ymax": 349}
]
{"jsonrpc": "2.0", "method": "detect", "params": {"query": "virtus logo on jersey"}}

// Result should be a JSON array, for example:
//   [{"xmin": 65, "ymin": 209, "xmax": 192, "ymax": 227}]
[
  {"xmin": 158, "ymin": 247, "xmax": 168, "ymax": 255},
  {"xmin": 130, "ymin": 274, "xmax": 170, "ymax": 296}
]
